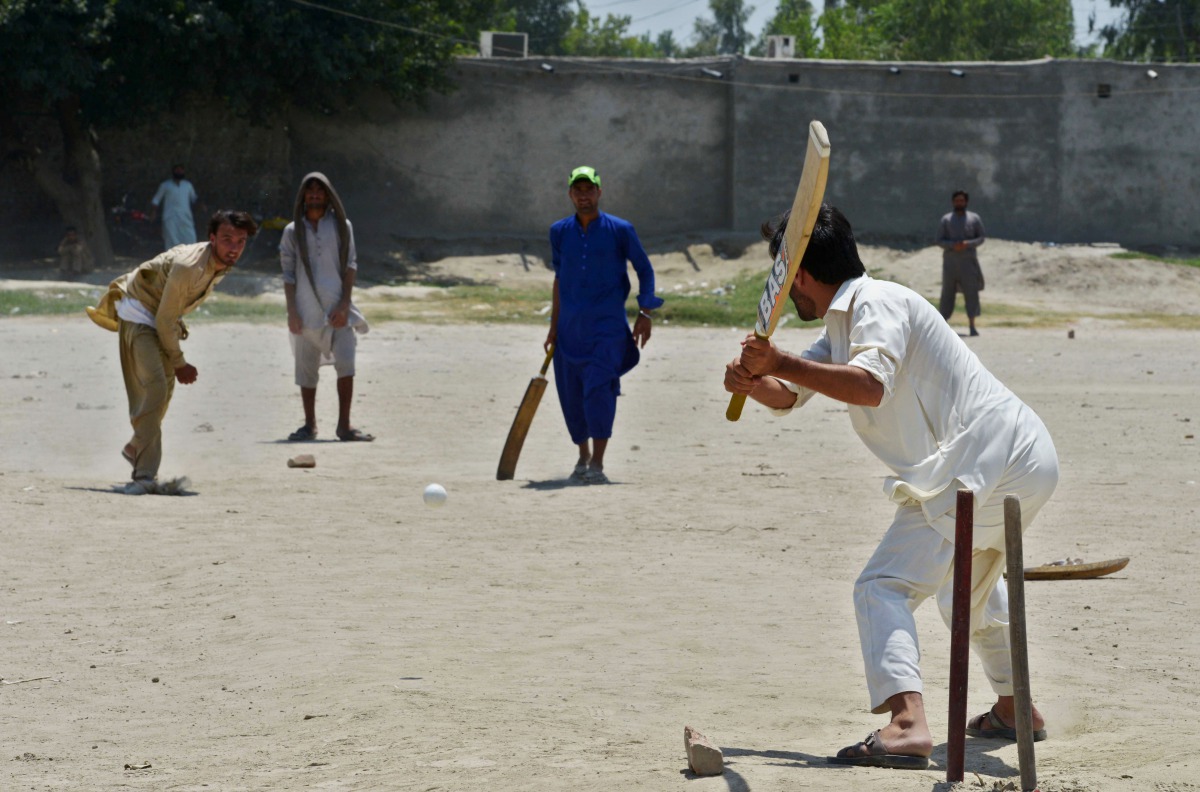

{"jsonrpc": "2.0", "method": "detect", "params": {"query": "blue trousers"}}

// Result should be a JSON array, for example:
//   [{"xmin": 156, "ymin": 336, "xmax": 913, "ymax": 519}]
[{"xmin": 553, "ymin": 353, "xmax": 619, "ymax": 445}]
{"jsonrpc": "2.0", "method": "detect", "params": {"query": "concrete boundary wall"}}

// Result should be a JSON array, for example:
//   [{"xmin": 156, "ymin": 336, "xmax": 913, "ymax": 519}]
[
  {"xmin": 287, "ymin": 57, "xmax": 735, "ymax": 250},
  {"xmin": 293, "ymin": 55, "xmax": 1200, "ymax": 248},
  {"xmin": 3, "ymin": 56, "xmax": 1198, "ymax": 258},
  {"xmin": 730, "ymin": 57, "xmax": 1200, "ymax": 246}
]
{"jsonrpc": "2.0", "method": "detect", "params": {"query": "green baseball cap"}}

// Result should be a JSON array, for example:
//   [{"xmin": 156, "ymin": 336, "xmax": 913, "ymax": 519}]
[{"xmin": 568, "ymin": 165, "xmax": 600, "ymax": 188}]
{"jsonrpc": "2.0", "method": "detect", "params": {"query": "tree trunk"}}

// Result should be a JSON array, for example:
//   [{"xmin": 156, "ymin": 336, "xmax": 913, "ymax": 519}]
[{"xmin": 23, "ymin": 96, "xmax": 116, "ymax": 270}]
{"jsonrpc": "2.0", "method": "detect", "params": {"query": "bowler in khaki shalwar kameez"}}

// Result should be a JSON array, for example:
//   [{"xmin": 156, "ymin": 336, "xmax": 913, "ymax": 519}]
[{"xmin": 87, "ymin": 211, "xmax": 257, "ymax": 488}]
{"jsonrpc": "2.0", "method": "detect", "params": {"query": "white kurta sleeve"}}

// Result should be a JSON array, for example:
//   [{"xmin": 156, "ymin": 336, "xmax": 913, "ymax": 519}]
[{"xmin": 846, "ymin": 295, "xmax": 910, "ymax": 407}]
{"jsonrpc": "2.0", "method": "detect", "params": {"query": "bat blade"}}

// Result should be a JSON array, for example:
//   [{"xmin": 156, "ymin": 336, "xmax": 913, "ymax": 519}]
[
  {"xmin": 496, "ymin": 347, "xmax": 554, "ymax": 481},
  {"xmin": 727, "ymin": 120, "xmax": 831, "ymax": 422}
]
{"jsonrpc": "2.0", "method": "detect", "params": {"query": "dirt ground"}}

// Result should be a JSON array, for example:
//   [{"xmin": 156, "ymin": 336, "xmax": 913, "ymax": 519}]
[{"xmin": 2, "ymin": 240, "xmax": 1198, "ymax": 791}]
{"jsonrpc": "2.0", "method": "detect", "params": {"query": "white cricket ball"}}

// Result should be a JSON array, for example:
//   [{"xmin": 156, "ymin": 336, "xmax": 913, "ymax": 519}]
[{"xmin": 423, "ymin": 483, "xmax": 448, "ymax": 508}]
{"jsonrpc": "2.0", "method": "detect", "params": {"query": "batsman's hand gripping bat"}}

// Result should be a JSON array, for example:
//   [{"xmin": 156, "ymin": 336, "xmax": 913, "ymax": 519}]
[
  {"xmin": 726, "ymin": 120, "xmax": 830, "ymax": 422},
  {"xmin": 496, "ymin": 345, "xmax": 554, "ymax": 480}
]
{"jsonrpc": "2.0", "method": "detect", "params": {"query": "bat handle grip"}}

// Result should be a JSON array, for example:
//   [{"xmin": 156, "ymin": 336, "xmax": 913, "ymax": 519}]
[
  {"xmin": 726, "ymin": 329, "xmax": 767, "ymax": 422},
  {"xmin": 726, "ymin": 393, "xmax": 747, "ymax": 422}
]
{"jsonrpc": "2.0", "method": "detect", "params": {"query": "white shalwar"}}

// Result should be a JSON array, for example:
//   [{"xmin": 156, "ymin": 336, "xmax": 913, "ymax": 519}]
[{"xmin": 771, "ymin": 275, "xmax": 1058, "ymax": 712}]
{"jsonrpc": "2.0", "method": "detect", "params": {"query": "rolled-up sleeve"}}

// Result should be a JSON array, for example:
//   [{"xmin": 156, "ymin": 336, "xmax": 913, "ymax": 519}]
[{"xmin": 846, "ymin": 298, "xmax": 909, "ymax": 407}]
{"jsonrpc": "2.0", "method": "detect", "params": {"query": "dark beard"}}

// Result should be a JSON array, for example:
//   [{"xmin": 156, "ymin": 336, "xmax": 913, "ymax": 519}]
[{"xmin": 793, "ymin": 299, "xmax": 816, "ymax": 323}]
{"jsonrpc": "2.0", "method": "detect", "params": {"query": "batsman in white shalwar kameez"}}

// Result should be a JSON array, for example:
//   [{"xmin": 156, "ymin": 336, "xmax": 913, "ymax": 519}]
[
  {"xmin": 769, "ymin": 274, "xmax": 1058, "ymax": 712},
  {"xmin": 727, "ymin": 204, "xmax": 1058, "ymax": 766}
]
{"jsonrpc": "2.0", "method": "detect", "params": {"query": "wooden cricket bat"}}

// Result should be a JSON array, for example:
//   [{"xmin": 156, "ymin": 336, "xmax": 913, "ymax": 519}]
[
  {"xmin": 726, "ymin": 120, "xmax": 831, "ymax": 422},
  {"xmin": 496, "ymin": 345, "xmax": 555, "ymax": 480},
  {"xmin": 1021, "ymin": 556, "xmax": 1129, "ymax": 581}
]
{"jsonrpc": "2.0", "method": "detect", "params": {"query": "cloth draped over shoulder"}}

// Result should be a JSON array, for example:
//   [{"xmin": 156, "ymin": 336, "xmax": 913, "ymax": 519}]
[
  {"xmin": 282, "ymin": 171, "xmax": 367, "ymax": 358},
  {"xmin": 293, "ymin": 172, "xmax": 351, "ymax": 284},
  {"xmin": 85, "ymin": 242, "xmax": 226, "ymax": 370}
]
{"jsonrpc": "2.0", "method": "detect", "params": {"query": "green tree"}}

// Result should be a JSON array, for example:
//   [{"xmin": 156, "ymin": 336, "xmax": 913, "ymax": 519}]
[
  {"xmin": 560, "ymin": 7, "xmax": 660, "ymax": 56},
  {"xmin": 1102, "ymin": 0, "xmax": 1200, "ymax": 61},
  {"xmin": 818, "ymin": 1, "xmax": 897, "ymax": 59},
  {"xmin": 491, "ymin": 0, "xmax": 575, "ymax": 54},
  {"xmin": 817, "ymin": 0, "xmax": 1074, "ymax": 61},
  {"xmin": 754, "ymin": 0, "xmax": 820, "ymax": 57},
  {"xmin": 687, "ymin": 0, "xmax": 756, "ymax": 56},
  {"xmin": 0, "ymin": 0, "xmax": 467, "ymax": 268},
  {"xmin": 656, "ymin": 29, "xmax": 680, "ymax": 57}
]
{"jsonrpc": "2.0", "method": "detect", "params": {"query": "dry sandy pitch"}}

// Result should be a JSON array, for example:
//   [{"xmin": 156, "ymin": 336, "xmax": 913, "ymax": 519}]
[{"xmin": 2, "ymin": 241, "xmax": 1198, "ymax": 791}]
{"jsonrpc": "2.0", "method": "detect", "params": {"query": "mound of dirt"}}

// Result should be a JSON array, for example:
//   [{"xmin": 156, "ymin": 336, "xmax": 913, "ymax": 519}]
[
  {"xmin": 406, "ymin": 236, "xmax": 1200, "ymax": 317},
  {"xmin": 5, "ymin": 237, "xmax": 1198, "ymax": 318}
]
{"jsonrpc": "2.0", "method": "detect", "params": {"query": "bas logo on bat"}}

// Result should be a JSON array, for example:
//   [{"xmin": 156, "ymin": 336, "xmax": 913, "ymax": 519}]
[
  {"xmin": 757, "ymin": 245, "xmax": 789, "ymax": 331},
  {"xmin": 725, "ymin": 119, "xmax": 829, "ymax": 423}
]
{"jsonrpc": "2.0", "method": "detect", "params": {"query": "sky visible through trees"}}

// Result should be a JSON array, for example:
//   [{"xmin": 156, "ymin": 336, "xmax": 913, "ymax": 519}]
[{"xmin": 619, "ymin": 0, "xmax": 1122, "ymax": 50}]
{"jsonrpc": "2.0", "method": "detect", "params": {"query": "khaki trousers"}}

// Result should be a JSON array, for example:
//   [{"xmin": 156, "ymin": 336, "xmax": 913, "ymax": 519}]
[{"xmin": 119, "ymin": 321, "xmax": 174, "ymax": 481}]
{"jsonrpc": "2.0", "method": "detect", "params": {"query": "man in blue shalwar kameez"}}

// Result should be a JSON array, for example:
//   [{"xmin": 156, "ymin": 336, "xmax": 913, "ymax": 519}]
[{"xmin": 544, "ymin": 166, "xmax": 663, "ymax": 485}]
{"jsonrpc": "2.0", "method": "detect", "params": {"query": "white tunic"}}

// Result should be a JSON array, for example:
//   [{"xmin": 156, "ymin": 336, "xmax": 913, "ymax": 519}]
[
  {"xmin": 150, "ymin": 179, "xmax": 198, "ymax": 248},
  {"xmin": 772, "ymin": 275, "xmax": 1049, "ymax": 550},
  {"xmin": 279, "ymin": 212, "xmax": 367, "ymax": 355}
]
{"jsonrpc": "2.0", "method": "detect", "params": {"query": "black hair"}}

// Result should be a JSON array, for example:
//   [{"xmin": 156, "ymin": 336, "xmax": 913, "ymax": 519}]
[
  {"xmin": 207, "ymin": 210, "xmax": 258, "ymax": 237},
  {"xmin": 760, "ymin": 203, "xmax": 865, "ymax": 285},
  {"xmin": 952, "ymin": 190, "xmax": 969, "ymax": 201}
]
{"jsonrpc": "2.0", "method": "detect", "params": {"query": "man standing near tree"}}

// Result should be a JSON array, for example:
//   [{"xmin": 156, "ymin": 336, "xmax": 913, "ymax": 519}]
[{"xmin": 149, "ymin": 163, "xmax": 202, "ymax": 251}]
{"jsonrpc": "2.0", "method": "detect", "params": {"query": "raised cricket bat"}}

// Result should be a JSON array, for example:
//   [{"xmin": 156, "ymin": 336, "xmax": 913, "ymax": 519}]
[
  {"xmin": 726, "ymin": 120, "xmax": 831, "ymax": 422},
  {"xmin": 496, "ymin": 345, "xmax": 555, "ymax": 480}
]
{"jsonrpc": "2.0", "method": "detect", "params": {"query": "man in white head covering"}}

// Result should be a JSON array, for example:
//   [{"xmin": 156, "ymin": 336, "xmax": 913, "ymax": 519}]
[{"xmin": 280, "ymin": 172, "xmax": 373, "ymax": 442}]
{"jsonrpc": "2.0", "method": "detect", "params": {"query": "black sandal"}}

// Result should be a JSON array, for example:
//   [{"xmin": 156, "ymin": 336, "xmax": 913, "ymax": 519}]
[{"xmin": 288, "ymin": 425, "xmax": 317, "ymax": 442}]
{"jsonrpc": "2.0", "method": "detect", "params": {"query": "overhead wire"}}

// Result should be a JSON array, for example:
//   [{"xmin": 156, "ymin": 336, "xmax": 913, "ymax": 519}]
[{"xmin": 283, "ymin": 0, "xmax": 1200, "ymax": 101}]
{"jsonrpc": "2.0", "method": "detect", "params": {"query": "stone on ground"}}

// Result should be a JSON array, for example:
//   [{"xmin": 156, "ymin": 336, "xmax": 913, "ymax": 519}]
[{"xmin": 684, "ymin": 725, "xmax": 723, "ymax": 776}]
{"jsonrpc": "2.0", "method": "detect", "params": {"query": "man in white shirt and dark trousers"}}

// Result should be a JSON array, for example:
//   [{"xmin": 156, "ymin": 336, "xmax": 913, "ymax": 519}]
[
  {"xmin": 724, "ymin": 205, "xmax": 1059, "ymax": 770},
  {"xmin": 280, "ymin": 172, "xmax": 373, "ymax": 442}
]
